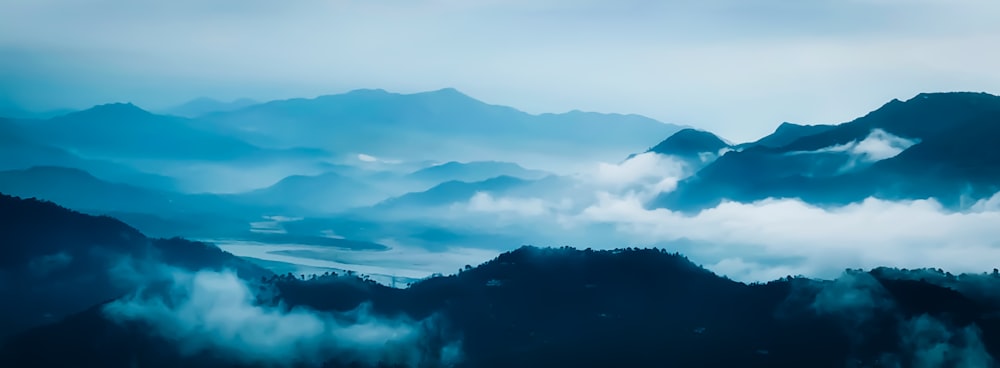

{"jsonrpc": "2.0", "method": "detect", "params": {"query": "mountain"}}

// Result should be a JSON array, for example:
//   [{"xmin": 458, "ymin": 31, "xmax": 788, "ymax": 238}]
[
  {"xmin": 647, "ymin": 128, "xmax": 731, "ymax": 159},
  {"xmin": 373, "ymin": 175, "xmax": 529, "ymax": 210},
  {"xmin": 652, "ymin": 92, "xmax": 1000, "ymax": 211},
  {"xmin": 739, "ymin": 122, "xmax": 836, "ymax": 149},
  {"xmin": 9, "ymin": 103, "xmax": 265, "ymax": 161},
  {"xmin": 0, "ymin": 166, "xmax": 265, "ymax": 236},
  {"xmin": 406, "ymin": 161, "xmax": 551, "ymax": 186},
  {"xmin": 0, "ymin": 193, "xmax": 270, "ymax": 339},
  {"xmin": 231, "ymin": 170, "xmax": 389, "ymax": 214},
  {"xmin": 0, "ymin": 119, "xmax": 178, "ymax": 190},
  {"xmin": 162, "ymin": 97, "xmax": 258, "ymax": 118},
  {"xmin": 198, "ymin": 88, "xmax": 683, "ymax": 168},
  {"xmin": 4, "ymin": 245, "xmax": 998, "ymax": 367},
  {"xmin": 365, "ymin": 175, "xmax": 577, "ymax": 216}
]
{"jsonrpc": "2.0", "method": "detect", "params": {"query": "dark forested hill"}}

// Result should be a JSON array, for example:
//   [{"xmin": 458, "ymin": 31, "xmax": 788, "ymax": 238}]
[
  {"xmin": 3, "ymin": 241, "xmax": 998, "ymax": 367},
  {"xmin": 0, "ymin": 193, "xmax": 269, "ymax": 339}
]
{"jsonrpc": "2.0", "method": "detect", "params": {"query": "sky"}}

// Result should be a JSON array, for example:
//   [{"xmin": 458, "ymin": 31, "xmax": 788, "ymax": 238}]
[{"xmin": 2, "ymin": 0, "xmax": 999, "ymax": 142}]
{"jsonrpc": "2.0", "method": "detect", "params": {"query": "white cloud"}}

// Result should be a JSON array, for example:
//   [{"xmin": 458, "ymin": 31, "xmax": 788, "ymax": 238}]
[
  {"xmin": 465, "ymin": 191, "xmax": 551, "ymax": 216},
  {"xmin": 357, "ymin": 153, "xmax": 378, "ymax": 163},
  {"xmin": 103, "ymin": 268, "xmax": 461, "ymax": 367},
  {"xmin": 574, "ymin": 193, "xmax": 1000, "ymax": 282},
  {"xmin": 586, "ymin": 152, "xmax": 685, "ymax": 204},
  {"xmin": 816, "ymin": 128, "xmax": 918, "ymax": 162}
]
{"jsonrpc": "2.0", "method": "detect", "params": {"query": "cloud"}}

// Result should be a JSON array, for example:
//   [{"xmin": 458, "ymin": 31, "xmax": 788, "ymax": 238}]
[
  {"xmin": 103, "ymin": 267, "xmax": 461, "ymax": 367},
  {"xmin": 810, "ymin": 271, "xmax": 892, "ymax": 323},
  {"xmin": 581, "ymin": 152, "xmax": 686, "ymax": 207},
  {"xmin": 806, "ymin": 271, "xmax": 996, "ymax": 367},
  {"xmin": 357, "ymin": 153, "xmax": 379, "ymax": 163},
  {"xmin": 574, "ymin": 192, "xmax": 1000, "ymax": 282},
  {"xmin": 896, "ymin": 315, "xmax": 995, "ymax": 368},
  {"xmin": 465, "ymin": 191, "xmax": 551, "ymax": 217},
  {"xmin": 808, "ymin": 128, "xmax": 919, "ymax": 171},
  {"xmin": 848, "ymin": 129, "xmax": 918, "ymax": 161}
]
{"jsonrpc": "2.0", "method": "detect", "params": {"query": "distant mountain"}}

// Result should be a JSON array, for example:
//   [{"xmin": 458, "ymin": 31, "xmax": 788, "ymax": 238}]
[
  {"xmin": 0, "ymin": 100, "xmax": 75, "ymax": 119},
  {"xmin": 0, "ymin": 166, "xmax": 263, "ymax": 229},
  {"xmin": 230, "ymin": 171, "xmax": 389, "ymax": 214},
  {"xmin": 739, "ymin": 122, "xmax": 836, "ymax": 149},
  {"xmin": 4, "ymin": 245, "xmax": 999, "ymax": 367},
  {"xmin": 198, "ymin": 88, "xmax": 683, "ymax": 167},
  {"xmin": 373, "ymin": 175, "xmax": 528, "ymax": 210},
  {"xmin": 0, "ymin": 119, "xmax": 178, "ymax": 190},
  {"xmin": 406, "ymin": 161, "xmax": 551, "ymax": 187},
  {"xmin": 647, "ymin": 128, "xmax": 731, "ymax": 159},
  {"xmin": 162, "ymin": 97, "xmax": 258, "ymax": 118},
  {"xmin": 651, "ymin": 92, "xmax": 1000, "ymax": 211},
  {"xmin": 9, "ymin": 103, "xmax": 267, "ymax": 161},
  {"xmin": 0, "ymin": 193, "xmax": 269, "ymax": 339},
  {"xmin": 366, "ymin": 175, "xmax": 573, "ymax": 215}
]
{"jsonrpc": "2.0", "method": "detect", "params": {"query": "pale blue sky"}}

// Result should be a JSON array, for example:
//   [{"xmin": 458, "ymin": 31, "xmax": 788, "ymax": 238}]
[{"xmin": 1, "ymin": 0, "xmax": 999, "ymax": 142}]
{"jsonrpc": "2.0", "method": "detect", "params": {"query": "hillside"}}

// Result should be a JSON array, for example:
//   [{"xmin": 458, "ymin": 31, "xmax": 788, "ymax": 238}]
[{"xmin": 0, "ymin": 193, "xmax": 269, "ymax": 339}]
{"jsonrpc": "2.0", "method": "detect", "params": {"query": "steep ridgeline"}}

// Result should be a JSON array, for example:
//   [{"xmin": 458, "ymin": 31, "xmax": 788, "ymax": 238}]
[
  {"xmin": 4, "ymin": 241, "xmax": 999, "ymax": 367},
  {"xmin": 0, "ymin": 193, "xmax": 269, "ymax": 339},
  {"xmin": 652, "ymin": 92, "xmax": 1000, "ymax": 212}
]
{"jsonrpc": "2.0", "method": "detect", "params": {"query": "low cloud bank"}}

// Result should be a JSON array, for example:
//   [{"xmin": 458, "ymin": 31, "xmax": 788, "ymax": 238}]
[
  {"xmin": 103, "ymin": 267, "xmax": 462, "ymax": 367},
  {"xmin": 435, "ymin": 151, "xmax": 1000, "ymax": 283},
  {"xmin": 577, "ymin": 192, "xmax": 1000, "ymax": 281},
  {"xmin": 808, "ymin": 271, "xmax": 995, "ymax": 367}
]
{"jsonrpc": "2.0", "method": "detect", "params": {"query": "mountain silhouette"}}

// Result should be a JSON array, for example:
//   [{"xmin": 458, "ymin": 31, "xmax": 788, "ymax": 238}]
[
  {"xmin": 0, "ymin": 120, "xmax": 178, "ymax": 190},
  {"xmin": 371, "ymin": 175, "xmax": 532, "ymax": 212},
  {"xmin": 4, "ymin": 240, "xmax": 999, "ymax": 367},
  {"xmin": 652, "ymin": 92, "xmax": 1000, "ymax": 211},
  {"xmin": 162, "ymin": 97, "xmax": 258, "ymax": 118},
  {"xmin": 0, "ymin": 166, "xmax": 273, "ymax": 239},
  {"xmin": 11, "ymin": 103, "xmax": 266, "ymax": 161},
  {"xmin": 198, "ymin": 88, "xmax": 682, "ymax": 167},
  {"xmin": 0, "ymin": 193, "xmax": 269, "ymax": 339},
  {"xmin": 406, "ymin": 161, "xmax": 551, "ymax": 187},
  {"xmin": 740, "ymin": 122, "xmax": 836, "ymax": 149},
  {"xmin": 647, "ymin": 128, "xmax": 731, "ymax": 159},
  {"xmin": 230, "ymin": 170, "xmax": 387, "ymax": 214}
]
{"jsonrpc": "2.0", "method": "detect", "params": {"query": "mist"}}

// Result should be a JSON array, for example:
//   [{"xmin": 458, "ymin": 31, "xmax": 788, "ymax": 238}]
[
  {"xmin": 806, "ymin": 271, "xmax": 996, "ymax": 367},
  {"xmin": 103, "ymin": 267, "xmax": 462, "ymax": 367},
  {"xmin": 358, "ymin": 151, "xmax": 1000, "ymax": 282}
]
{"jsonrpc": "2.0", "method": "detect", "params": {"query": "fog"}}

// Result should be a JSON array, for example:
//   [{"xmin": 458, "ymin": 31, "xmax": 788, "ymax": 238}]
[
  {"xmin": 360, "ymin": 151, "xmax": 1000, "ymax": 283},
  {"xmin": 103, "ymin": 266, "xmax": 462, "ymax": 367},
  {"xmin": 807, "ymin": 271, "xmax": 995, "ymax": 367}
]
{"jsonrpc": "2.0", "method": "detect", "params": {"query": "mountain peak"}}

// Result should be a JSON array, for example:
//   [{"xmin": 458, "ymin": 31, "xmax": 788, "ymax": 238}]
[
  {"xmin": 346, "ymin": 88, "xmax": 390, "ymax": 95},
  {"xmin": 65, "ymin": 102, "xmax": 152, "ymax": 120},
  {"xmin": 648, "ymin": 128, "xmax": 730, "ymax": 157}
]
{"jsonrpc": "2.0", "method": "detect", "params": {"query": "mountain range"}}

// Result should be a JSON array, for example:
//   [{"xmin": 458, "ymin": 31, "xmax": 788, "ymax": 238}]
[
  {"xmin": 193, "ymin": 88, "xmax": 683, "ymax": 169},
  {"xmin": 3, "ymin": 89, "xmax": 1000, "ymax": 366},
  {"xmin": 648, "ymin": 92, "xmax": 1000, "ymax": 211}
]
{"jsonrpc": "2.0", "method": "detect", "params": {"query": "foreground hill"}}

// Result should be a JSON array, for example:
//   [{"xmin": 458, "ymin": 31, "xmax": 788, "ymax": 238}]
[
  {"xmin": 652, "ymin": 92, "xmax": 1000, "ymax": 211},
  {"xmin": 1, "ymin": 194, "xmax": 997, "ymax": 367},
  {"xmin": 0, "ymin": 193, "xmax": 269, "ymax": 339}
]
